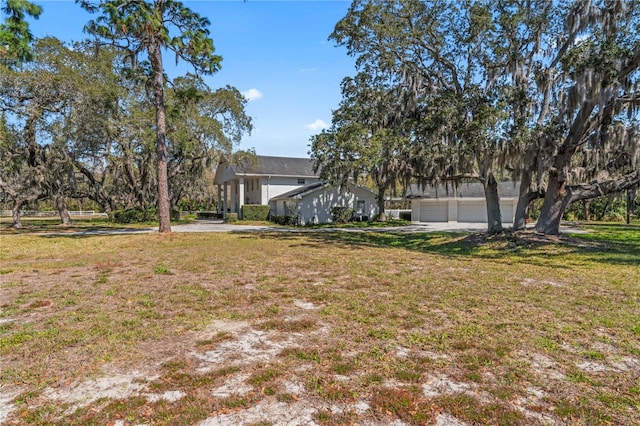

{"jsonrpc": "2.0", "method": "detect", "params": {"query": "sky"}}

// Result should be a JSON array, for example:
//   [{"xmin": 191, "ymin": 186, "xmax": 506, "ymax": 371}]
[{"xmin": 22, "ymin": 0, "xmax": 357, "ymax": 158}]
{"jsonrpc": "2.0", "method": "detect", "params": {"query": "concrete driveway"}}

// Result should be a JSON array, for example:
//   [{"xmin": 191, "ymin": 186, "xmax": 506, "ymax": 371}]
[
  {"xmin": 12, "ymin": 220, "xmax": 580, "ymax": 236},
  {"xmin": 170, "ymin": 220, "xmax": 523, "ymax": 233}
]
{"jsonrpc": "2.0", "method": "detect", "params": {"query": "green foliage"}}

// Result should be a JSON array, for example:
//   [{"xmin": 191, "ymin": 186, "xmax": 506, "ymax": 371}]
[
  {"xmin": 399, "ymin": 211, "xmax": 411, "ymax": 221},
  {"xmin": 196, "ymin": 212, "xmax": 220, "ymax": 220},
  {"xmin": 331, "ymin": 206, "xmax": 353, "ymax": 223},
  {"xmin": 78, "ymin": 0, "xmax": 225, "ymax": 232},
  {"xmin": 241, "ymin": 204, "xmax": 270, "ymax": 221},
  {"xmin": 109, "ymin": 208, "xmax": 158, "ymax": 224},
  {"xmin": 565, "ymin": 195, "xmax": 632, "ymax": 222},
  {"xmin": 270, "ymin": 215, "xmax": 293, "ymax": 225},
  {"xmin": 224, "ymin": 213, "xmax": 237, "ymax": 223},
  {"xmin": 78, "ymin": 0, "xmax": 222, "ymax": 75},
  {"xmin": 0, "ymin": 0, "xmax": 43, "ymax": 64}
]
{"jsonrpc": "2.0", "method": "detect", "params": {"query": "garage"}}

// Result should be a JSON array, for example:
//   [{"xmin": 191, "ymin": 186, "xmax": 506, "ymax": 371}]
[
  {"xmin": 409, "ymin": 181, "xmax": 520, "ymax": 224},
  {"xmin": 499, "ymin": 201, "xmax": 514, "ymax": 223},
  {"xmin": 418, "ymin": 200, "xmax": 448, "ymax": 222}
]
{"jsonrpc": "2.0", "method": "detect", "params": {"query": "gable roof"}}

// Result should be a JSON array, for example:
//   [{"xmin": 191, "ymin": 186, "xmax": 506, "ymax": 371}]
[
  {"xmin": 407, "ymin": 181, "xmax": 521, "ymax": 198},
  {"xmin": 271, "ymin": 181, "xmax": 377, "ymax": 201},
  {"xmin": 231, "ymin": 155, "xmax": 318, "ymax": 177},
  {"xmin": 270, "ymin": 182, "xmax": 326, "ymax": 200}
]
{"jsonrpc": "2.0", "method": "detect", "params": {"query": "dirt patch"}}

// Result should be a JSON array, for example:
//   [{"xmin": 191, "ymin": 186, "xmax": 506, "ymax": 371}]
[
  {"xmin": 198, "ymin": 399, "xmax": 318, "ymax": 425},
  {"xmin": 43, "ymin": 370, "xmax": 156, "ymax": 414},
  {"xmin": 0, "ymin": 386, "xmax": 22, "ymax": 424},
  {"xmin": 422, "ymin": 374, "xmax": 476, "ymax": 398},
  {"xmin": 210, "ymin": 373, "xmax": 253, "ymax": 398},
  {"xmin": 191, "ymin": 320, "xmax": 299, "ymax": 371},
  {"xmin": 521, "ymin": 351, "xmax": 566, "ymax": 381},
  {"xmin": 435, "ymin": 413, "xmax": 471, "ymax": 426}
]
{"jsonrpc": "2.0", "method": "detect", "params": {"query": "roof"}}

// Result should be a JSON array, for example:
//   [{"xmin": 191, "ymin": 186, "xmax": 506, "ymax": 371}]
[
  {"xmin": 271, "ymin": 181, "xmax": 378, "ymax": 201},
  {"xmin": 270, "ymin": 182, "xmax": 326, "ymax": 200},
  {"xmin": 407, "ymin": 181, "xmax": 521, "ymax": 199},
  {"xmin": 231, "ymin": 155, "xmax": 318, "ymax": 177}
]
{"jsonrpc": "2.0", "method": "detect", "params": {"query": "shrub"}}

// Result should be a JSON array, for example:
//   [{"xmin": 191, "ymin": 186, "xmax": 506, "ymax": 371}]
[
  {"xmin": 225, "ymin": 213, "xmax": 238, "ymax": 223},
  {"xmin": 109, "ymin": 208, "xmax": 158, "ymax": 223},
  {"xmin": 242, "ymin": 204, "xmax": 271, "ymax": 221},
  {"xmin": 270, "ymin": 215, "xmax": 293, "ymax": 225},
  {"xmin": 399, "ymin": 211, "xmax": 412, "ymax": 221},
  {"xmin": 331, "ymin": 206, "xmax": 353, "ymax": 223},
  {"xmin": 196, "ymin": 211, "xmax": 221, "ymax": 219}
]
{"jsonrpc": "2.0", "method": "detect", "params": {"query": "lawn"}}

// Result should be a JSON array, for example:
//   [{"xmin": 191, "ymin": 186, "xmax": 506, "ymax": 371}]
[
  {"xmin": 0, "ymin": 224, "xmax": 638, "ymax": 425},
  {"xmin": 0, "ymin": 216, "xmax": 155, "ymax": 235}
]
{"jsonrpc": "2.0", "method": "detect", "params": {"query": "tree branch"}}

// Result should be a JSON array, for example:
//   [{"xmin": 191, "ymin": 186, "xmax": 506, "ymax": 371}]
[{"xmin": 569, "ymin": 170, "xmax": 640, "ymax": 203}]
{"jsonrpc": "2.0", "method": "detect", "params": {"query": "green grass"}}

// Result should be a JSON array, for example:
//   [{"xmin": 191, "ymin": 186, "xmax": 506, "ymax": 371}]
[
  {"xmin": 0, "ymin": 214, "xmax": 196, "ymax": 235},
  {"xmin": 0, "ymin": 223, "xmax": 638, "ymax": 425}
]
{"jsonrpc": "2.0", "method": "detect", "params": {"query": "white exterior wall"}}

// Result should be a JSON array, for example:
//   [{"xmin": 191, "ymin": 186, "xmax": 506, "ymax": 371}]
[
  {"xmin": 297, "ymin": 186, "xmax": 377, "ymax": 224},
  {"xmin": 260, "ymin": 176, "xmax": 320, "ymax": 203},
  {"xmin": 244, "ymin": 177, "xmax": 262, "ymax": 204}
]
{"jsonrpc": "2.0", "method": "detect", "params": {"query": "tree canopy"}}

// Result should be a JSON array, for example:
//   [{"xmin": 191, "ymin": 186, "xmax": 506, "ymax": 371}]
[
  {"xmin": 0, "ymin": 36, "xmax": 250, "ymax": 227},
  {"xmin": 314, "ymin": 0, "xmax": 639, "ymax": 234},
  {"xmin": 0, "ymin": 0, "xmax": 42, "ymax": 63},
  {"xmin": 77, "ymin": 0, "xmax": 223, "ymax": 232}
]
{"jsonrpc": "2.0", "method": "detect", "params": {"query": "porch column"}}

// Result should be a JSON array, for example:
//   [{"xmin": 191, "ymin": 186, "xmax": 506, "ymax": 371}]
[
  {"xmin": 238, "ymin": 177, "xmax": 245, "ymax": 219},
  {"xmin": 223, "ymin": 184, "xmax": 228, "ymax": 218},
  {"xmin": 231, "ymin": 180, "xmax": 237, "ymax": 213},
  {"xmin": 217, "ymin": 185, "xmax": 222, "ymax": 214}
]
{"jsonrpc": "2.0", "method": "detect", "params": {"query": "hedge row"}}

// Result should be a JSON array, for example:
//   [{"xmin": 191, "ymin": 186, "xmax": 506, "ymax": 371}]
[
  {"xmin": 241, "ymin": 204, "xmax": 271, "ymax": 221},
  {"xmin": 108, "ymin": 208, "xmax": 180, "ymax": 223}
]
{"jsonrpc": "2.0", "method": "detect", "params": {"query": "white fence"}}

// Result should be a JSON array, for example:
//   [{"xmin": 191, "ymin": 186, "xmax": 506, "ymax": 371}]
[{"xmin": 0, "ymin": 210, "xmax": 108, "ymax": 217}]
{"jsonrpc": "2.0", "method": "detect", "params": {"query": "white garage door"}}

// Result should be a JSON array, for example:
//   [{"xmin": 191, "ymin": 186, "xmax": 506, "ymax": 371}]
[
  {"xmin": 457, "ymin": 200, "xmax": 486, "ymax": 222},
  {"xmin": 500, "ymin": 201, "xmax": 514, "ymax": 222},
  {"xmin": 419, "ymin": 201, "xmax": 448, "ymax": 222}
]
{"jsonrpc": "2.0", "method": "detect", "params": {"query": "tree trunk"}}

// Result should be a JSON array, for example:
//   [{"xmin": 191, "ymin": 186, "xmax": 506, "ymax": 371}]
[
  {"xmin": 12, "ymin": 199, "xmax": 24, "ymax": 228},
  {"xmin": 513, "ymin": 170, "xmax": 539, "ymax": 231},
  {"xmin": 149, "ymin": 39, "xmax": 172, "ymax": 233},
  {"xmin": 535, "ymin": 170, "xmax": 570, "ymax": 234},
  {"xmin": 71, "ymin": 157, "xmax": 115, "ymax": 213},
  {"xmin": 583, "ymin": 200, "xmax": 590, "ymax": 221},
  {"xmin": 627, "ymin": 186, "xmax": 636, "ymax": 224},
  {"xmin": 55, "ymin": 193, "xmax": 72, "ymax": 225},
  {"xmin": 376, "ymin": 189, "xmax": 386, "ymax": 222},
  {"xmin": 484, "ymin": 172, "xmax": 503, "ymax": 234}
]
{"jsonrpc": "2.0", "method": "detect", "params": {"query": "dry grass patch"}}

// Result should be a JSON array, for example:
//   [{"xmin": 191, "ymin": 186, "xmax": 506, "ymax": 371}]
[{"xmin": 1, "ymin": 225, "xmax": 638, "ymax": 425}]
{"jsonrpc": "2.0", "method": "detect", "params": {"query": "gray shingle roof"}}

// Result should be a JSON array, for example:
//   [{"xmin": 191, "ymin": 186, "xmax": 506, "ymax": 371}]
[
  {"xmin": 407, "ymin": 181, "xmax": 521, "ymax": 198},
  {"xmin": 270, "ymin": 182, "xmax": 326, "ymax": 200},
  {"xmin": 233, "ymin": 155, "xmax": 318, "ymax": 177}
]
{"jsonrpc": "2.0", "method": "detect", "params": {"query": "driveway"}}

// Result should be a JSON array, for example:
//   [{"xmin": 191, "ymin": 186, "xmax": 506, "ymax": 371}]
[
  {"xmin": 171, "ymin": 220, "xmax": 534, "ymax": 233},
  {"xmin": 8, "ymin": 220, "xmax": 582, "ymax": 236}
]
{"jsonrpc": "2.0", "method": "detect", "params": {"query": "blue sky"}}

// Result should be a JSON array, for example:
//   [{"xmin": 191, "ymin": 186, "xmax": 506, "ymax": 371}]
[{"xmin": 24, "ymin": 0, "xmax": 356, "ymax": 158}]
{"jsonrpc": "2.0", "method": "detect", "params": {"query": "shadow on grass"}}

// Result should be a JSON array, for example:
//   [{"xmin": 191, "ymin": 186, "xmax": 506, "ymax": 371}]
[
  {"xmin": 239, "ymin": 226, "xmax": 639, "ymax": 268},
  {"xmin": 14, "ymin": 221, "xmax": 639, "ymax": 267}
]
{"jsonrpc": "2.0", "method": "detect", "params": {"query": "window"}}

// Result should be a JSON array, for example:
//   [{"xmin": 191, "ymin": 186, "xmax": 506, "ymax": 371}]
[
  {"xmin": 356, "ymin": 200, "xmax": 365, "ymax": 214},
  {"xmin": 298, "ymin": 178, "xmax": 305, "ymax": 185}
]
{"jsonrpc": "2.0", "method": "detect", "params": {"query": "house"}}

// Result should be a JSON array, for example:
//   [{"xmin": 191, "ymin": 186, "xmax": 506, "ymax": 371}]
[
  {"xmin": 213, "ymin": 155, "xmax": 321, "ymax": 218},
  {"xmin": 407, "ymin": 181, "xmax": 520, "ymax": 223},
  {"xmin": 213, "ymin": 155, "xmax": 378, "ymax": 222},
  {"xmin": 270, "ymin": 181, "xmax": 378, "ymax": 224}
]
